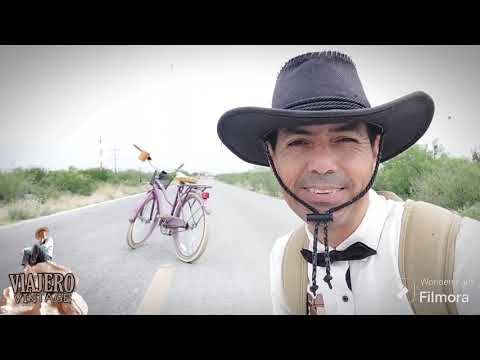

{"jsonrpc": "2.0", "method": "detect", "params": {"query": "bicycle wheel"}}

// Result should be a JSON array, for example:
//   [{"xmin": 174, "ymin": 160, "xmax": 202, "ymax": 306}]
[
  {"xmin": 172, "ymin": 192, "xmax": 208, "ymax": 263},
  {"xmin": 127, "ymin": 196, "xmax": 159, "ymax": 249}
]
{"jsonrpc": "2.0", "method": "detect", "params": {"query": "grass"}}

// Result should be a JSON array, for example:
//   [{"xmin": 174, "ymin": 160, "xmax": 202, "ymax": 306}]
[
  {"xmin": 0, "ymin": 167, "xmax": 157, "ymax": 225},
  {"xmin": 0, "ymin": 183, "xmax": 150, "ymax": 225},
  {"xmin": 216, "ymin": 169, "xmax": 282, "ymax": 198},
  {"xmin": 0, "ymin": 165, "xmax": 200, "ymax": 225}
]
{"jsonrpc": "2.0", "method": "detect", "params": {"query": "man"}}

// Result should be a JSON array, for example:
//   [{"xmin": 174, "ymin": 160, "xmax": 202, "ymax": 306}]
[
  {"xmin": 22, "ymin": 226, "xmax": 54, "ymax": 268},
  {"xmin": 217, "ymin": 50, "xmax": 480, "ymax": 314}
]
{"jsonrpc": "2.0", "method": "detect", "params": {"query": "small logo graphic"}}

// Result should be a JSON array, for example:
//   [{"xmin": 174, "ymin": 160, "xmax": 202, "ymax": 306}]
[
  {"xmin": 397, "ymin": 277, "xmax": 415, "ymax": 303},
  {"xmin": 8, "ymin": 272, "xmax": 76, "ymax": 304},
  {"xmin": 396, "ymin": 286, "xmax": 409, "ymax": 300}
]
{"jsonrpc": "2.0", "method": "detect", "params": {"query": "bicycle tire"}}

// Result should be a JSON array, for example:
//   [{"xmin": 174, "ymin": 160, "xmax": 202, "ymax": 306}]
[
  {"xmin": 127, "ymin": 195, "xmax": 159, "ymax": 249},
  {"xmin": 172, "ymin": 192, "xmax": 208, "ymax": 263}
]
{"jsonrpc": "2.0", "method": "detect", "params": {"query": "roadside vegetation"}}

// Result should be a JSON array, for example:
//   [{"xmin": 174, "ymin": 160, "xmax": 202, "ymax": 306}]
[{"xmin": 0, "ymin": 167, "xmax": 154, "ymax": 224}]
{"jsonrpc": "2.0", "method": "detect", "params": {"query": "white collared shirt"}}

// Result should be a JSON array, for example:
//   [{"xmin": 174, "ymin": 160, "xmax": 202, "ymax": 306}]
[
  {"xmin": 22, "ymin": 236, "xmax": 54, "ymax": 259},
  {"xmin": 41, "ymin": 236, "xmax": 54, "ymax": 259},
  {"xmin": 270, "ymin": 189, "xmax": 480, "ymax": 315}
]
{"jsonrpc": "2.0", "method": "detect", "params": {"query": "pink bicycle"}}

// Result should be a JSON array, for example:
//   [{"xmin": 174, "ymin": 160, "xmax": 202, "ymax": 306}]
[{"xmin": 127, "ymin": 145, "xmax": 211, "ymax": 263}]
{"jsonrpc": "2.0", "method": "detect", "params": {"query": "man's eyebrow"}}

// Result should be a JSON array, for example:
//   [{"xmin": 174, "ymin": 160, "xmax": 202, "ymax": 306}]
[
  {"xmin": 280, "ymin": 122, "xmax": 364, "ymax": 136},
  {"xmin": 328, "ymin": 122, "xmax": 364, "ymax": 133},
  {"xmin": 280, "ymin": 127, "xmax": 312, "ymax": 136}
]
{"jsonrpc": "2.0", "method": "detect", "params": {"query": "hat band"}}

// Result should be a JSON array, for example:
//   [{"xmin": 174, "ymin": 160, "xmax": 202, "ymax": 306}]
[{"xmin": 283, "ymin": 96, "xmax": 368, "ymax": 111}]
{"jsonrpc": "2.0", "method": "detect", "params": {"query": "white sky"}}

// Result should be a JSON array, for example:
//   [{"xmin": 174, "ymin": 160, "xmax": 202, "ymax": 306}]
[{"xmin": 1, "ymin": 45, "xmax": 479, "ymax": 174}]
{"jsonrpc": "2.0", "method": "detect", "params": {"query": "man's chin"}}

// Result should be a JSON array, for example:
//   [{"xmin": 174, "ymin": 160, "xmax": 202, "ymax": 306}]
[
  {"xmin": 302, "ymin": 199, "xmax": 348, "ymax": 216},
  {"xmin": 284, "ymin": 190, "xmax": 355, "ymax": 222},
  {"xmin": 301, "ymin": 206, "xmax": 346, "ymax": 220},
  {"xmin": 288, "ymin": 199, "xmax": 350, "ymax": 226}
]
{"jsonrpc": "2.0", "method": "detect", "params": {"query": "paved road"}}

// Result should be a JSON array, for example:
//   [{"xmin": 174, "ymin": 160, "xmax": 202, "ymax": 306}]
[{"xmin": 0, "ymin": 180, "xmax": 302, "ymax": 314}]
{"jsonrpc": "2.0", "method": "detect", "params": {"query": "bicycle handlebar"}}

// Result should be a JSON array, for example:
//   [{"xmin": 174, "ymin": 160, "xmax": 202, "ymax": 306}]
[
  {"xmin": 148, "ymin": 161, "xmax": 184, "ymax": 172},
  {"xmin": 134, "ymin": 144, "xmax": 183, "ymax": 174},
  {"xmin": 133, "ymin": 144, "xmax": 144, "ymax": 152},
  {"xmin": 174, "ymin": 163, "xmax": 185, "ymax": 172}
]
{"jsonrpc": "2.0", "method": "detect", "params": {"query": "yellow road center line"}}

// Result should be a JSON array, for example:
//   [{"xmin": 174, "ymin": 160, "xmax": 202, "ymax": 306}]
[{"xmin": 137, "ymin": 267, "xmax": 174, "ymax": 314}]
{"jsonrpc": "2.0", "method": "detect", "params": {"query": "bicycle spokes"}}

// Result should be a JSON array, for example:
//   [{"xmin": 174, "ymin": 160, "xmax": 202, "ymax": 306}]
[
  {"xmin": 179, "ymin": 199, "xmax": 204, "ymax": 231},
  {"xmin": 173, "ymin": 193, "xmax": 208, "ymax": 261},
  {"xmin": 126, "ymin": 197, "xmax": 159, "ymax": 248}
]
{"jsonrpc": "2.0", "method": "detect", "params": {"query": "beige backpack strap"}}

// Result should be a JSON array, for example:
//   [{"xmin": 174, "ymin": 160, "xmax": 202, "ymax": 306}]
[
  {"xmin": 282, "ymin": 225, "xmax": 309, "ymax": 315},
  {"xmin": 399, "ymin": 200, "xmax": 462, "ymax": 314},
  {"xmin": 377, "ymin": 190, "xmax": 404, "ymax": 202}
]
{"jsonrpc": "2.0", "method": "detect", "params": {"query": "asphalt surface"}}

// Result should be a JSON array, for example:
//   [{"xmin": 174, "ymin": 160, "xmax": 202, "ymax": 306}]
[{"xmin": 0, "ymin": 179, "xmax": 302, "ymax": 314}]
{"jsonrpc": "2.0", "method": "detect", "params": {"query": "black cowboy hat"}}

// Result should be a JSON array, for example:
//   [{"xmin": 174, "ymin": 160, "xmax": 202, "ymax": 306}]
[{"xmin": 217, "ymin": 51, "xmax": 434, "ymax": 166}]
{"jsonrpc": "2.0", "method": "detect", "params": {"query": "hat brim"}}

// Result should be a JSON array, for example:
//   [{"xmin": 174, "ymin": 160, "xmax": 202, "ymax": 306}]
[{"xmin": 217, "ymin": 91, "xmax": 434, "ymax": 166}]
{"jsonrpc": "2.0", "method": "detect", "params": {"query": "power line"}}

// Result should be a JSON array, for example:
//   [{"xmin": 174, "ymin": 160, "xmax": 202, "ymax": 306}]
[
  {"xmin": 98, "ymin": 136, "xmax": 104, "ymax": 169},
  {"xmin": 113, "ymin": 147, "xmax": 120, "ymax": 173}
]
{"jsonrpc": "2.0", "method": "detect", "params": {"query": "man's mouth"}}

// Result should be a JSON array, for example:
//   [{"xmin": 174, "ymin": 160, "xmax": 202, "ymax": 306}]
[
  {"xmin": 305, "ymin": 187, "xmax": 344, "ymax": 195},
  {"xmin": 298, "ymin": 186, "xmax": 347, "ymax": 206}
]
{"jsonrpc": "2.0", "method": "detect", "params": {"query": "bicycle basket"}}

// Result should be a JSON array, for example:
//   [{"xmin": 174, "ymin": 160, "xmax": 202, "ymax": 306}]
[{"xmin": 158, "ymin": 171, "xmax": 173, "ymax": 189}]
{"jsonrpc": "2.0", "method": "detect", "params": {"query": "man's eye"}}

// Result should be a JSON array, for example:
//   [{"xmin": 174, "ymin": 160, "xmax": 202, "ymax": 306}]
[
  {"xmin": 336, "ymin": 137, "xmax": 358, "ymax": 143},
  {"xmin": 287, "ymin": 140, "xmax": 307, "ymax": 147}
]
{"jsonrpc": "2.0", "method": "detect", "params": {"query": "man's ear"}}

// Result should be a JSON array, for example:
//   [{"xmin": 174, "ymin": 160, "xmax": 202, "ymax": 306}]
[
  {"xmin": 267, "ymin": 142, "xmax": 275, "ymax": 159},
  {"xmin": 371, "ymin": 134, "xmax": 381, "ymax": 172},
  {"xmin": 372, "ymin": 134, "xmax": 381, "ymax": 160}
]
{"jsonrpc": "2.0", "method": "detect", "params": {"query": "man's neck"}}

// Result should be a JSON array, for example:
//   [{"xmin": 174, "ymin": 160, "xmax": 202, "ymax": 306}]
[{"xmin": 306, "ymin": 193, "xmax": 370, "ymax": 249}]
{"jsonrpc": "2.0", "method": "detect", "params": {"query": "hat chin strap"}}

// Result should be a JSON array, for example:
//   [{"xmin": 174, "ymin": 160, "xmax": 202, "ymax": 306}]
[{"xmin": 263, "ymin": 127, "xmax": 384, "ymax": 295}]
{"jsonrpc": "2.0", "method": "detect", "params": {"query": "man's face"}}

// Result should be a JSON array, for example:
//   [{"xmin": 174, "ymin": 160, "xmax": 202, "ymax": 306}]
[
  {"xmin": 36, "ymin": 230, "xmax": 47, "ymax": 241},
  {"xmin": 269, "ymin": 122, "xmax": 380, "ymax": 229}
]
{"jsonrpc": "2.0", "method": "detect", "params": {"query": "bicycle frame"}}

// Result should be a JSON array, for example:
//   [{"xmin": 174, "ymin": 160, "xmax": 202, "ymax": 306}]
[{"xmin": 128, "ymin": 172, "xmax": 211, "ymax": 233}]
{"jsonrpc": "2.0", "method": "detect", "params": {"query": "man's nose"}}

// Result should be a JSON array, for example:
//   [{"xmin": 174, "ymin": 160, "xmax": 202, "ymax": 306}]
[{"xmin": 305, "ymin": 144, "xmax": 338, "ymax": 175}]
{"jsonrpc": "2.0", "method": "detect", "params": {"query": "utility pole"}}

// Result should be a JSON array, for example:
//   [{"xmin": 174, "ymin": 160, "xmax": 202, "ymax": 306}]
[
  {"xmin": 113, "ymin": 147, "xmax": 119, "ymax": 174},
  {"xmin": 98, "ymin": 136, "xmax": 104, "ymax": 169},
  {"xmin": 432, "ymin": 138, "xmax": 439, "ymax": 158}
]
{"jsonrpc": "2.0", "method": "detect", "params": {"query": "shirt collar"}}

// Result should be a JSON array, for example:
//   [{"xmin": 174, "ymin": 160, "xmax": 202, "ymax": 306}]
[
  {"xmin": 40, "ymin": 236, "xmax": 51, "ymax": 244},
  {"xmin": 305, "ymin": 189, "xmax": 388, "ymax": 252}
]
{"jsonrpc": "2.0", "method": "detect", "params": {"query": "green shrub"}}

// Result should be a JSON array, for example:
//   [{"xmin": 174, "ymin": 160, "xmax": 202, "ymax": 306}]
[
  {"xmin": 460, "ymin": 202, "xmax": 480, "ymax": 220},
  {"xmin": 411, "ymin": 157, "xmax": 480, "ymax": 211},
  {"xmin": 374, "ymin": 144, "xmax": 437, "ymax": 199},
  {"xmin": 112, "ymin": 170, "xmax": 148, "ymax": 186},
  {"xmin": 0, "ymin": 171, "xmax": 30, "ymax": 202},
  {"xmin": 216, "ymin": 170, "xmax": 282, "ymax": 197},
  {"xmin": 82, "ymin": 168, "xmax": 115, "ymax": 183},
  {"xmin": 41, "ymin": 170, "xmax": 96, "ymax": 196},
  {"xmin": 30, "ymin": 185, "xmax": 64, "ymax": 203},
  {"xmin": 7, "ymin": 198, "xmax": 42, "ymax": 221},
  {"xmin": 24, "ymin": 167, "xmax": 48, "ymax": 183},
  {"xmin": 0, "ymin": 167, "xmax": 154, "ymax": 204}
]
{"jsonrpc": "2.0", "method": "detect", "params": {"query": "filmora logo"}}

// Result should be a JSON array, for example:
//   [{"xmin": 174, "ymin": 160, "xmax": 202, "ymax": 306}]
[
  {"xmin": 399, "ymin": 277, "xmax": 469, "ymax": 305},
  {"xmin": 397, "ymin": 278, "xmax": 415, "ymax": 303},
  {"xmin": 8, "ymin": 272, "xmax": 76, "ymax": 304}
]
